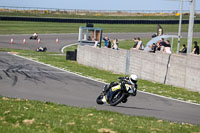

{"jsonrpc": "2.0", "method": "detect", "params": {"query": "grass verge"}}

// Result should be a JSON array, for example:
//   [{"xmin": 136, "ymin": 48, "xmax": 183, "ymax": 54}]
[
  {"xmin": 1, "ymin": 96, "xmax": 200, "ymax": 133},
  {"xmin": 1, "ymin": 9, "xmax": 200, "ymax": 20},
  {"xmin": 1, "ymin": 48, "xmax": 200, "ymax": 104},
  {"xmin": 0, "ymin": 21, "xmax": 200, "ymax": 34}
]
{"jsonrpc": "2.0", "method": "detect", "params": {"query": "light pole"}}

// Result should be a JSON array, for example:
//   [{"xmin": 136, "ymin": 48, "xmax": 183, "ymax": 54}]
[
  {"xmin": 177, "ymin": 0, "xmax": 183, "ymax": 53},
  {"xmin": 187, "ymin": 0, "xmax": 195, "ymax": 54}
]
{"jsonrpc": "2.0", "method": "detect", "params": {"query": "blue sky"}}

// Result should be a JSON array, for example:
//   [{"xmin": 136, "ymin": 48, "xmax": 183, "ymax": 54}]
[{"xmin": 0, "ymin": 0, "xmax": 199, "ymax": 11}]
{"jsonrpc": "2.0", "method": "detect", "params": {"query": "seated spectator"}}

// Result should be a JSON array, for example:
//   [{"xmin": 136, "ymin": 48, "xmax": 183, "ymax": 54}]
[
  {"xmin": 135, "ymin": 37, "xmax": 144, "ymax": 50},
  {"xmin": 93, "ymin": 39, "xmax": 99, "ymax": 48},
  {"xmin": 192, "ymin": 41, "xmax": 199, "ymax": 55},
  {"xmin": 103, "ymin": 37, "xmax": 109, "ymax": 47},
  {"xmin": 107, "ymin": 38, "xmax": 111, "ymax": 48},
  {"xmin": 149, "ymin": 43, "xmax": 157, "ymax": 53},
  {"xmin": 164, "ymin": 40, "xmax": 172, "ymax": 54},
  {"xmin": 179, "ymin": 44, "xmax": 187, "ymax": 53},
  {"xmin": 156, "ymin": 40, "xmax": 161, "ymax": 51},
  {"xmin": 133, "ymin": 38, "xmax": 138, "ymax": 48},
  {"xmin": 87, "ymin": 36, "xmax": 92, "ymax": 41},
  {"xmin": 112, "ymin": 39, "xmax": 119, "ymax": 50},
  {"xmin": 159, "ymin": 38, "xmax": 167, "ymax": 52}
]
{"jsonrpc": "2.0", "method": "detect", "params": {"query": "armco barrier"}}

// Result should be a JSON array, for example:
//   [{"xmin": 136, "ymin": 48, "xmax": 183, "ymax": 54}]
[
  {"xmin": 77, "ymin": 45, "xmax": 200, "ymax": 92},
  {"xmin": 1, "ymin": 16, "xmax": 200, "ymax": 24}
]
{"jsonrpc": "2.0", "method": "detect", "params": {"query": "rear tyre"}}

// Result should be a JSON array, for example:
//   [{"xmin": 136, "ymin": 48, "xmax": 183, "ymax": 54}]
[
  {"xmin": 96, "ymin": 95, "xmax": 104, "ymax": 105},
  {"xmin": 110, "ymin": 91, "xmax": 125, "ymax": 106}
]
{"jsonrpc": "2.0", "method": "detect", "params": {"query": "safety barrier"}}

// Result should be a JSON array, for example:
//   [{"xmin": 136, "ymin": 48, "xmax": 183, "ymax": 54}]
[
  {"xmin": 0, "ymin": 16, "xmax": 200, "ymax": 24},
  {"xmin": 77, "ymin": 45, "xmax": 200, "ymax": 92}
]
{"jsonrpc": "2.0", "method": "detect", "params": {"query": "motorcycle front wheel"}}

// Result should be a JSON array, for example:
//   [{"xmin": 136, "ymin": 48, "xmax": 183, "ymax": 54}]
[{"xmin": 110, "ymin": 91, "xmax": 126, "ymax": 106}]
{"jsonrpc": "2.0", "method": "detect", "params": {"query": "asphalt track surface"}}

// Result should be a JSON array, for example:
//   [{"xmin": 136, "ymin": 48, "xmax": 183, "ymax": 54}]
[{"xmin": 0, "ymin": 33, "xmax": 200, "ymax": 125}]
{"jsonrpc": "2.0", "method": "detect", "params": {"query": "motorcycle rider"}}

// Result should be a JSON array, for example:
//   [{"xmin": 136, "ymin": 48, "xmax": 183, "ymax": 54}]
[
  {"xmin": 102, "ymin": 74, "xmax": 138, "ymax": 103},
  {"xmin": 33, "ymin": 32, "xmax": 38, "ymax": 38},
  {"xmin": 30, "ymin": 32, "xmax": 38, "ymax": 39}
]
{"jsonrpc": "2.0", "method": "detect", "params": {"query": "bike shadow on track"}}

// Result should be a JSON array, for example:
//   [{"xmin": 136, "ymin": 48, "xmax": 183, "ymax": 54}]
[{"xmin": 103, "ymin": 105, "xmax": 161, "ymax": 111}]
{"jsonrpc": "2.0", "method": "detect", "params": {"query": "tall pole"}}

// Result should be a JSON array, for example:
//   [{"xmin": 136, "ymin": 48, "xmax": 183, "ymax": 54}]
[
  {"xmin": 187, "ymin": 0, "xmax": 195, "ymax": 54},
  {"xmin": 177, "ymin": 0, "xmax": 183, "ymax": 53}
]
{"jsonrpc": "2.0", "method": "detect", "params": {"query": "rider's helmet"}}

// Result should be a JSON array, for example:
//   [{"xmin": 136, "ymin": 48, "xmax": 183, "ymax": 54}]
[{"xmin": 129, "ymin": 74, "xmax": 138, "ymax": 84}]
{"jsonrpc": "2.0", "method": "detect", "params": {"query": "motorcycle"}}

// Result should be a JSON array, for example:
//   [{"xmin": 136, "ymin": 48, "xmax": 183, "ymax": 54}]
[
  {"xmin": 29, "ymin": 34, "xmax": 38, "ymax": 40},
  {"xmin": 96, "ymin": 77, "xmax": 137, "ymax": 106},
  {"xmin": 36, "ymin": 47, "xmax": 47, "ymax": 52}
]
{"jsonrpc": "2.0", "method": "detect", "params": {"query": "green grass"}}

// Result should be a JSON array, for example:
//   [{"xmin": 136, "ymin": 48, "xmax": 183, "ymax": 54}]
[
  {"xmin": 1, "ymin": 96, "xmax": 200, "ymax": 133},
  {"xmin": 1, "ymin": 10, "xmax": 200, "ymax": 19},
  {"xmin": 0, "ymin": 21, "xmax": 200, "ymax": 34},
  {"xmin": 1, "ymin": 10, "xmax": 200, "ymax": 20},
  {"xmin": 1, "ymin": 48, "xmax": 200, "ymax": 104}
]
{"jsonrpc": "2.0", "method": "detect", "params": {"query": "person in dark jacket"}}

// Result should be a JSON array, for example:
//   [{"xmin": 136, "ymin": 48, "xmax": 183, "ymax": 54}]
[
  {"xmin": 179, "ymin": 44, "xmax": 187, "ymax": 53},
  {"xmin": 192, "ymin": 41, "xmax": 199, "ymax": 55}
]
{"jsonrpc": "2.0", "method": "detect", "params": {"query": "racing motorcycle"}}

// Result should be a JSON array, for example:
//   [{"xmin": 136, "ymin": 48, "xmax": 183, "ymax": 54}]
[
  {"xmin": 29, "ymin": 36, "xmax": 38, "ymax": 40},
  {"xmin": 29, "ymin": 33, "xmax": 38, "ymax": 40},
  {"xmin": 96, "ymin": 76, "xmax": 137, "ymax": 106}
]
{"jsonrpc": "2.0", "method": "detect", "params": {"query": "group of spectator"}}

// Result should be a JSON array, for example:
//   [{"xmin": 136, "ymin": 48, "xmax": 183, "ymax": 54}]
[
  {"xmin": 103, "ymin": 37, "xmax": 119, "ymax": 50},
  {"xmin": 101, "ymin": 36, "xmax": 199, "ymax": 55},
  {"xmin": 148, "ymin": 39, "xmax": 199, "ymax": 55},
  {"xmin": 178, "ymin": 41, "xmax": 200, "ymax": 55},
  {"xmin": 148, "ymin": 38, "xmax": 172, "ymax": 54}
]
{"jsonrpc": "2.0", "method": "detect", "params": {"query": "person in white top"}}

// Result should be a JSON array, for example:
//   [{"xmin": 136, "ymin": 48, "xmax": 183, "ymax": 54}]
[
  {"xmin": 164, "ymin": 40, "xmax": 172, "ymax": 54},
  {"xmin": 135, "ymin": 37, "xmax": 144, "ymax": 50},
  {"xmin": 112, "ymin": 39, "xmax": 118, "ymax": 50}
]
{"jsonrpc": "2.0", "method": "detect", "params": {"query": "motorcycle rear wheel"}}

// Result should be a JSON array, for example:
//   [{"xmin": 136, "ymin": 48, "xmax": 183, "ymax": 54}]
[
  {"xmin": 96, "ymin": 95, "xmax": 104, "ymax": 105},
  {"xmin": 110, "ymin": 91, "xmax": 126, "ymax": 106}
]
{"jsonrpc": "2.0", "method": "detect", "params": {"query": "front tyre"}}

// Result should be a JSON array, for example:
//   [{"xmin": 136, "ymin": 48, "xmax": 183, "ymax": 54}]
[
  {"xmin": 110, "ymin": 91, "xmax": 126, "ymax": 106},
  {"xmin": 96, "ymin": 95, "xmax": 104, "ymax": 105}
]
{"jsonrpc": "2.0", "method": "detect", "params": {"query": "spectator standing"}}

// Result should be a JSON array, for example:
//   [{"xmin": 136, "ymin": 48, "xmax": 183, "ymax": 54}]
[
  {"xmin": 179, "ymin": 44, "xmax": 187, "ymax": 53},
  {"xmin": 192, "ymin": 41, "xmax": 199, "ymax": 55}
]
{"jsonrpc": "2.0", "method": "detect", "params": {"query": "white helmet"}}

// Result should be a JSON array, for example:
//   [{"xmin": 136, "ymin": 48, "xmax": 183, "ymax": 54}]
[{"xmin": 130, "ymin": 74, "xmax": 138, "ymax": 84}]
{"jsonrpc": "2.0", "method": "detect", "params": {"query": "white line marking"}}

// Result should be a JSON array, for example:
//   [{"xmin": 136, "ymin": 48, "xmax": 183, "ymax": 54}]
[
  {"xmin": 8, "ymin": 52, "xmax": 200, "ymax": 106},
  {"xmin": 61, "ymin": 43, "xmax": 78, "ymax": 53}
]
